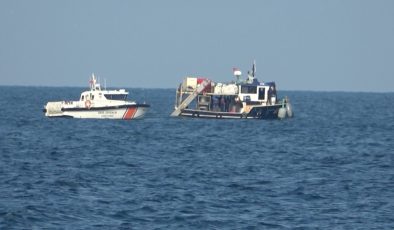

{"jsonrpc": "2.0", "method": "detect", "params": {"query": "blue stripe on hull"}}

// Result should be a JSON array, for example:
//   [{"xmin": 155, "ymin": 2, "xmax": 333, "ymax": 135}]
[
  {"xmin": 180, "ymin": 105, "xmax": 281, "ymax": 119},
  {"xmin": 247, "ymin": 105, "xmax": 281, "ymax": 119}
]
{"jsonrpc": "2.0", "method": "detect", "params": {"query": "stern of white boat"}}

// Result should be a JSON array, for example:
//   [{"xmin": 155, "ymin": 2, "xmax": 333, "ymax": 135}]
[{"xmin": 44, "ymin": 102, "xmax": 64, "ymax": 117}]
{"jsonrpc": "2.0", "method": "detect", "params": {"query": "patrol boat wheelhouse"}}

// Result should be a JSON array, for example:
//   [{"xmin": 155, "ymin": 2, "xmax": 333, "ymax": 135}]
[
  {"xmin": 171, "ymin": 61, "xmax": 293, "ymax": 119},
  {"xmin": 43, "ymin": 74, "xmax": 149, "ymax": 119}
]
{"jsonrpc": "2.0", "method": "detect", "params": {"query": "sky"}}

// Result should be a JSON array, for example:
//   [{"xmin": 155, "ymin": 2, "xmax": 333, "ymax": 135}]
[{"xmin": 0, "ymin": 0, "xmax": 393, "ymax": 92}]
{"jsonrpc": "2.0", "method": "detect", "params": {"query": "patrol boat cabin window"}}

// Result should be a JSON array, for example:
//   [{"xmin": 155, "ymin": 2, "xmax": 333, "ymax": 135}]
[{"xmin": 104, "ymin": 94, "xmax": 127, "ymax": 100}]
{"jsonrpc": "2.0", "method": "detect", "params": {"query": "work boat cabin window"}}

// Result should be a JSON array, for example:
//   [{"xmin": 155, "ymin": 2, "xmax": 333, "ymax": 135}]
[
  {"xmin": 104, "ymin": 94, "xmax": 127, "ymax": 100},
  {"xmin": 258, "ymin": 87, "xmax": 265, "ymax": 100},
  {"xmin": 241, "ymin": 86, "xmax": 257, "ymax": 94}
]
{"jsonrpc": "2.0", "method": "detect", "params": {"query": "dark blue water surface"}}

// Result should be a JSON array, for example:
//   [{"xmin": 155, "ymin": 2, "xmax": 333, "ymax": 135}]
[{"xmin": 0, "ymin": 86, "xmax": 393, "ymax": 229}]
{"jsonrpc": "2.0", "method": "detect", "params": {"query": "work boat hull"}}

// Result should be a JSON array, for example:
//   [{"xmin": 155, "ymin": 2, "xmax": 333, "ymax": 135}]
[
  {"xmin": 44, "ymin": 104, "xmax": 149, "ymax": 119},
  {"xmin": 179, "ymin": 104, "xmax": 283, "ymax": 119}
]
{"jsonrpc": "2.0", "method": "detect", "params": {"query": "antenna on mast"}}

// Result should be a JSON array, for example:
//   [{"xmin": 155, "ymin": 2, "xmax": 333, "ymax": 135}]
[
  {"xmin": 89, "ymin": 73, "xmax": 95, "ymax": 90},
  {"xmin": 252, "ymin": 60, "xmax": 256, "ymax": 77}
]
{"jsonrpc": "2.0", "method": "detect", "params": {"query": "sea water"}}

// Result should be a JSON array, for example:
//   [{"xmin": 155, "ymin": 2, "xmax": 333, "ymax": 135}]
[{"xmin": 0, "ymin": 86, "xmax": 393, "ymax": 229}]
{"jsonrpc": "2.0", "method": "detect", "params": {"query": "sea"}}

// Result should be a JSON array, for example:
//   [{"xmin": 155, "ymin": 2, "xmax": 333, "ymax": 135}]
[{"xmin": 0, "ymin": 86, "xmax": 393, "ymax": 229}]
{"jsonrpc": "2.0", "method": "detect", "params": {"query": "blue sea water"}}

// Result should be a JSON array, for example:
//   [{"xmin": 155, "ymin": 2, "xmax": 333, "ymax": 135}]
[{"xmin": 0, "ymin": 86, "xmax": 393, "ymax": 229}]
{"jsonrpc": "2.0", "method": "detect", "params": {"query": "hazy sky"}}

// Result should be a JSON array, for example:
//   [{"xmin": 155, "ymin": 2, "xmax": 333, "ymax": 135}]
[{"xmin": 1, "ymin": 0, "xmax": 393, "ymax": 91}]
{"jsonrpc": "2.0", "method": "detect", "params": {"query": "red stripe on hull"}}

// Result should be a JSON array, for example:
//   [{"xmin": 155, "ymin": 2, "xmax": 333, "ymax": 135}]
[{"xmin": 123, "ymin": 107, "xmax": 137, "ymax": 120}]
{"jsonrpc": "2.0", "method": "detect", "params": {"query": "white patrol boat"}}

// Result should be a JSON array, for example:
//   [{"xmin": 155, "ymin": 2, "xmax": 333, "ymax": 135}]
[
  {"xmin": 171, "ymin": 61, "xmax": 293, "ymax": 119},
  {"xmin": 43, "ymin": 74, "xmax": 149, "ymax": 119}
]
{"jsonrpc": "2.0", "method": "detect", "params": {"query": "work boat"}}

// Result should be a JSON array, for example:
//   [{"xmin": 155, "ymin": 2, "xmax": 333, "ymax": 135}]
[
  {"xmin": 43, "ymin": 74, "xmax": 149, "ymax": 119},
  {"xmin": 171, "ymin": 61, "xmax": 293, "ymax": 119}
]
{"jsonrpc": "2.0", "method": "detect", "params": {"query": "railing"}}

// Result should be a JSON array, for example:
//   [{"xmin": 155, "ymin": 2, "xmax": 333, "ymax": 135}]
[{"xmin": 171, "ymin": 79, "xmax": 211, "ymax": 117}]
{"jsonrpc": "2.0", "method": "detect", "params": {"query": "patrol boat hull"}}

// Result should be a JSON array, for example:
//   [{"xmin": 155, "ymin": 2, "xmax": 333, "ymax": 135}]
[{"xmin": 44, "ymin": 104, "xmax": 149, "ymax": 119}]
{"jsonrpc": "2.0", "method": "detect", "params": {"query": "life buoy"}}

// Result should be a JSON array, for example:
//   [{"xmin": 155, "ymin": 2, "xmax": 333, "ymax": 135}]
[{"xmin": 85, "ymin": 100, "xmax": 92, "ymax": 109}]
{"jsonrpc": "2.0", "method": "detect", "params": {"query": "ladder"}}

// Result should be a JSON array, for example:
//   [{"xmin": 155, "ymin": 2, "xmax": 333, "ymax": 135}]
[{"xmin": 170, "ymin": 79, "xmax": 211, "ymax": 117}]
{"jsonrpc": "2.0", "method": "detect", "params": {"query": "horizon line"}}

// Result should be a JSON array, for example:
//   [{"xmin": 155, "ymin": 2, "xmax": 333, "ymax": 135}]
[{"xmin": 0, "ymin": 84, "xmax": 393, "ymax": 94}]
